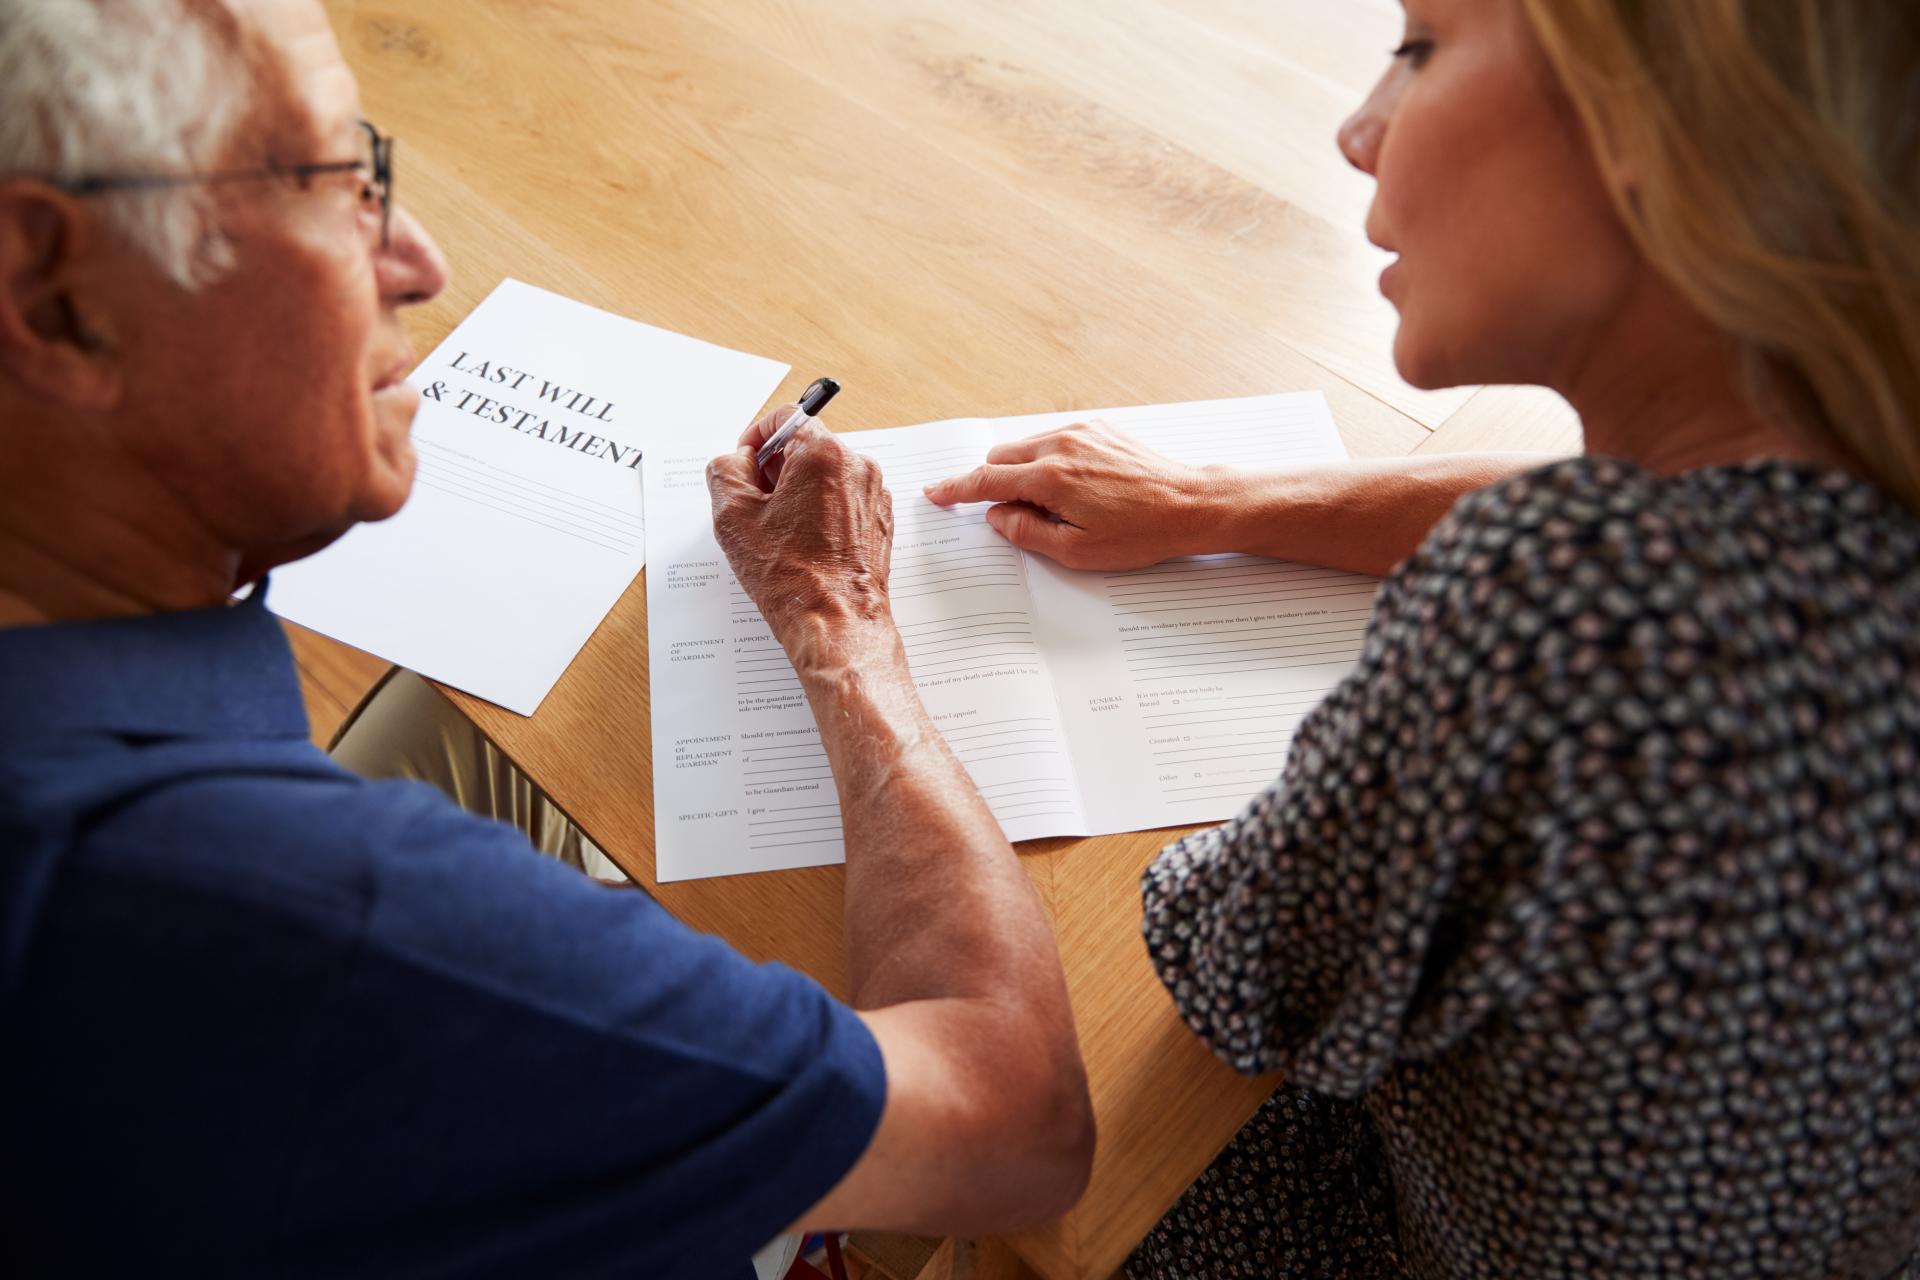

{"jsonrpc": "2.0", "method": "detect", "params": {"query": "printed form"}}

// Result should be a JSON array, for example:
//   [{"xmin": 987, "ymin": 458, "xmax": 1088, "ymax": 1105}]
[
  {"xmin": 270, "ymin": 279, "xmax": 788, "ymax": 715},
  {"xmin": 647, "ymin": 393, "xmax": 1380, "ymax": 881}
]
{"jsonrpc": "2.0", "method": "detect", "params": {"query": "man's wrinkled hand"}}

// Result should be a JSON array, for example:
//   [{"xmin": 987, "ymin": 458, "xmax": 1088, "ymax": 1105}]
[
  {"xmin": 707, "ymin": 407, "xmax": 895, "ymax": 657},
  {"xmin": 921, "ymin": 420, "xmax": 1217, "ymax": 570}
]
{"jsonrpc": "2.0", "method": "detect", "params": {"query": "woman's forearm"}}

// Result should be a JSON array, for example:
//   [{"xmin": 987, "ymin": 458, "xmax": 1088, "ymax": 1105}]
[{"xmin": 1199, "ymin": 453, "xmax": 1555, "ymax": 576}]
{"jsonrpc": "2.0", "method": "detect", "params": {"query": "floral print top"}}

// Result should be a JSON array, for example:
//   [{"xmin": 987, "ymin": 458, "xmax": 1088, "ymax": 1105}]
[{"xmin": 1131, "ymin": 458, "xmax": 1920, "ymax": 1279}]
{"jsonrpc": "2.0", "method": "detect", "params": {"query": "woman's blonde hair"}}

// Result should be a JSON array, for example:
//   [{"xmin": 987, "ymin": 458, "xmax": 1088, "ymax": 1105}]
[{"xmin": 1520, "ymin": 0, "xmax": 1920, "ymax": 509}]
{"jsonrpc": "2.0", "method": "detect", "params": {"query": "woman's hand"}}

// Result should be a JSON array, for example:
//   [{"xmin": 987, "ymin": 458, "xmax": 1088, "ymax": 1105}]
[
  {"xmin": 707, "ymin": 406, "xmax": 895, "ymax": 665},
  {"xmin": 921, "ymin": 420, "xmax": 1223, "ymax": 569}
]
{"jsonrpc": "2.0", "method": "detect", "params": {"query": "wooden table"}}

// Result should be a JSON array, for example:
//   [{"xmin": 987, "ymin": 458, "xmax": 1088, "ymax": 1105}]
[{"xmin": 326, "ymin": 1, "xmax": 1579, "ymax": 1275}]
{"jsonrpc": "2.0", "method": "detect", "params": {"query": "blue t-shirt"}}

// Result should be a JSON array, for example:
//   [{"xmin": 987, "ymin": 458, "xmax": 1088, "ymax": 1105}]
[{"xmin": 0, "ymin": 590, "xmax": 885, "ymax": 1277}]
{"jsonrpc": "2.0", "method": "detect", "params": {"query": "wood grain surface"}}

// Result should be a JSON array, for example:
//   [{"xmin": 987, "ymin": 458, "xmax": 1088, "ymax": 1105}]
[{"xmin": 313, "ymin": 2, "xmax": 1581, "ymax": 1275}]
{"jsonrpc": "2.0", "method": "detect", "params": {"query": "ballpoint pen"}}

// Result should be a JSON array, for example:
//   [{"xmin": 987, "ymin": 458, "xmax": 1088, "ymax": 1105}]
[{"xmin": 755, "ymin": 376, "xmax": 841, "ymax": 474}]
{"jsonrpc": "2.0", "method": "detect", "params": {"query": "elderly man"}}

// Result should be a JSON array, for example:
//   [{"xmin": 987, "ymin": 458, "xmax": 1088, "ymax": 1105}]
[{"xmin": 0, "ymin": 0, "xmax": 1091, "ymax": 1274}]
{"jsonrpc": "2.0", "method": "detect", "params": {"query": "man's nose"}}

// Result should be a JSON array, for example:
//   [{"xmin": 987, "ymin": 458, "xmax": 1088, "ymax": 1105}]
[{"xmin": 376, "ymin": 206, "xmax": 450, "ymax": 307}]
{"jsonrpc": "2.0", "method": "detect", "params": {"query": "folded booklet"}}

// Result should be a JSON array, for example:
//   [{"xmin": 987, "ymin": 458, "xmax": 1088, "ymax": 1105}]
[{"xmin": 645, "ymin": 393, "xmax": 1380, "ymax": 881}]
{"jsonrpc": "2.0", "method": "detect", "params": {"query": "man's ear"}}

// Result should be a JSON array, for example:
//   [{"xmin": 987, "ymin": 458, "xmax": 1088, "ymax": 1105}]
[{"xmin": 0, "ymin": 182, "xmax": 125, "ymax": 411}]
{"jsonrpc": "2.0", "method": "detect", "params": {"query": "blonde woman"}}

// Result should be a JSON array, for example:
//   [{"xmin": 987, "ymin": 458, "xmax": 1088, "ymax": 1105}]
[{"xmin": 923, "ymin": 0, "xmax": 1920, "ymax": 1274}]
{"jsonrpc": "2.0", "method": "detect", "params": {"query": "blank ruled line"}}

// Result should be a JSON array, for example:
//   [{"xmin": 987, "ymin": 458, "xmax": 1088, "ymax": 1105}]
[
  {"xmin": 892, "ymin": 549, "xmax": 1020, "ymax": 569},
  {"xmin": 1108, "ymin": 582, "xmax": 1366, "ymax": 606},
  {"xmin": 1118, "ymin": 593, "xmax": 1376, "ymax": 617},
  {"xmin": 1109, "ymin": 583, "xmax": 1354, "ymax": 605},
  {"xmin": 940, "ymin": 718, "xmax": 1055, "ymax": 735},
  {"xmin": 1142, "ymin": 700, "xmax": 1324, "ymax": 719},
  {"xmin": 891, "ymin": 557, "xmax": 1023, "ymax": 580},
  {"xmin": 889, "ymin": 567, "xmax": 1021, "ymax": 589},
  {"xmin": 1125, "ymin": 638, "xmax": 1363, "ymax": 663},
  {"xmin": 1122, "ymin": 632, "xmax": 1366, "ymax": 658},
  {"xmin": 415, "ymin": 453, "xmax": 644, "ymax": 533},
  {"xmin": 1131, "ymin": 643, "xmax": 1357, "ymax": 667},
  {"xmin": 1104, "ymin": 560, "xmax": 1366, "ymax": 580},
  {"xmin": 1156, "ymin": 690, "xmax": 1332, "ymax": 706},
  {"xmin": 911, "ymin": 660, "xmax": 1044, "ymax": 679},
  {"xmin": 1167, "ymin": 789, "xmax": 1268, "ymax": 805},
  {"xmin": 905, "ymin": 636, "xmax": 1036, "ymax": 659},
  {"xmin": 902, "ymin": 639, "xmax": 1037, "ymax": 660},
  {"xmin": 1104, "ymin": 558, "xmax": 1350, "ymax": 581},
  {"xmin": 1165, "ymin": 776, "xmax": 1278, "ymax": 794},
  {"xmin": 1111, "ymin": 584, "xmax": 1370, "ymax": 610},
  {"xmin": 909, "ymin": 640, "xmax": 1040, "ymax": 660},
  {"xmin": 414, "ymin": 461, "xmax": 641, "ymax": 544},
  {"xmin": 911, "ymin": 649, "xmax": 1041, "ymax": 672},
  {"xmin": 1130, "ymin": 654, "xmax": 1354, "ymax": 678},
  {"xmin": 898, "ymin": 614, "xmax": 1036, "ymax": 637},
  {"xmin": 415, "ymin": 438, "xmax": 646, "ymax": 527},
  {"xmin": 1153, "ymin": 736, "xmax": 1295, "ymax": 757},
  {"xmin": 953, "ymin": 735, "xmax": 1056, "ymax": 751},
  {"xmin": 1147, "ymin": 714, "xmax": 1322, "ymax": 734},
  {"xmin": 1108, "ymin": 573, "xmax": 1363, "ymax": 596},
  {"xmin": 1121, "ymin": 618, "xmax": 1373, "ymax": 648},
  {"xmin": 891, "ymin": 575, "xmax": 1025, "ymax": 596},
  {"xmin": 1106, "ymin": 570, "xmax": 1359, "ymax": 595},
  {"xmin": 416, "ymin": 453, "xmax": 644, "ymax": 536},
  {"xmin": 411, "ymin": 478, "xmax": 639, "ymax": 552},
  {"xmin": 413, "ymin": 476, "xmax": 631, "ymax": 554},
  {"xmin": 1105, "ymin": 560, "xmax": 1325, "ymax": 580},
  {"xmin": 1107, "ymin": 574, "xmax": 1376, "ymax": 595},
  {"xmin": 898, "ymin": 625, "xmax": 1036, "ymax": 644},
  {"xmin": 944, "ymin": 727, "xmax": 1058, "ymax": 745},
  {"xmin": 1109, "ymin": 584, "xmax": 1371, "ymax": 608},
  {"xmin": 1157, "ymin": 755, "xmax": 1291, "ymax": 772},
  {"xmin": 956, "ymin": 748, "xmax": 1070, "ymax": 766},
  {"xmin": 944, "ymin": 727, "xmax": 1055, "ymax": 742},
  {"xmin": 877, "ymin": 461, "xmax": 1008, "ymax": 484},
  {"xmin": 1128, "ymin": 642, "xmax": 1362, "ymax": 669},
  {"xmin": 893, "ymin": 578, "xmax": 1025, "ymax": 601}
]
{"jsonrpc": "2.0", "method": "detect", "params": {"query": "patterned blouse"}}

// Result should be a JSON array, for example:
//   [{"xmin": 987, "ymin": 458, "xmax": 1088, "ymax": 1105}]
[{"xmin": 1126, "ymin": 457, "xmax": 1920, "ymax": 1279}]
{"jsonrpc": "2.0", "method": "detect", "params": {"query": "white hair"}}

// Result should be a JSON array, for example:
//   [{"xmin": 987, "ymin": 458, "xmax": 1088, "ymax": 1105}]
[{"xmin": 0, "ymin": 0, "xmax": 251, "ymax": 287}]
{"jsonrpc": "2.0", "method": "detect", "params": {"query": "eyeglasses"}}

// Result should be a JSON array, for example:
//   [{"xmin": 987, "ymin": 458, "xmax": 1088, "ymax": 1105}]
[{"xmin": 51, "ymin": 119, "xmax": 395, "ymax": 249}]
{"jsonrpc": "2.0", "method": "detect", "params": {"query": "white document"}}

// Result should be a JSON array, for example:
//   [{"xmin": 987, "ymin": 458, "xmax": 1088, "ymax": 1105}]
[
  {"xmin": 271, "ymin": 279, "xmax": 788, "ymax": 715},
  {"xmin": 647, "ymin": 393, "xmax": 1380, "ymax": 881}
]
